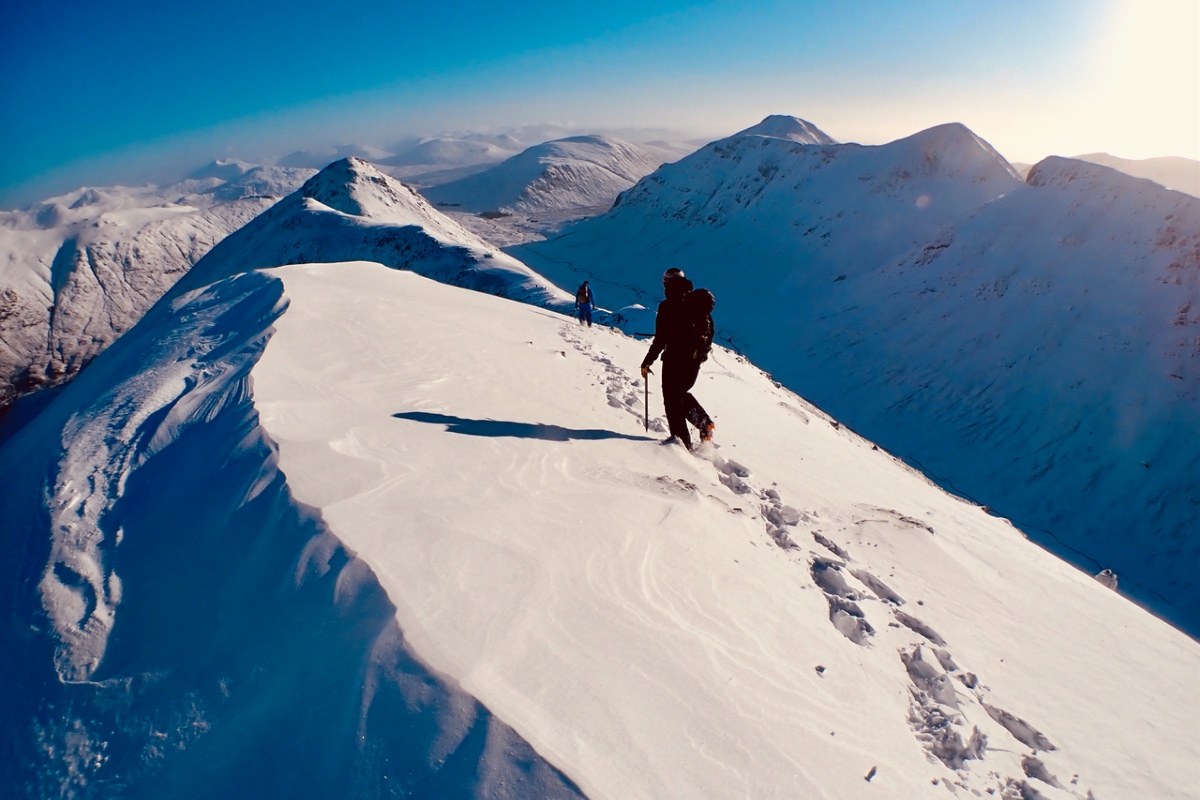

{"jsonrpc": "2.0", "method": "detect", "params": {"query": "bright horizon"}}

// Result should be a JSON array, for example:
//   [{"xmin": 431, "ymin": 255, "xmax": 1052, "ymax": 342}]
[{"xmin": 2, "ymin": 0, "xmax": 1197, "ymax": 209}]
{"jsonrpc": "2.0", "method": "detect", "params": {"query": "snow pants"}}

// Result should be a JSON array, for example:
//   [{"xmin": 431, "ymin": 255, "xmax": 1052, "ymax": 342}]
[
  {"xmin": 661, "ymin": 356, "xmax": 712, "ymax": 448},
  {"xmin": 577, "ymin": 303, "xmax": 592, "ymax": 326}
]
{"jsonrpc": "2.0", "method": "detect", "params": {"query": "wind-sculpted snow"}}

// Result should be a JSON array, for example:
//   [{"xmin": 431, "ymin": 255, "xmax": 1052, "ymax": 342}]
[
  {"xmin": 0, "ymin": 270, "xmax": 584, "ymax": 798},
  {"xmin": 513, "ymin": 117, "xmax": 1200, "ymax": 634}
]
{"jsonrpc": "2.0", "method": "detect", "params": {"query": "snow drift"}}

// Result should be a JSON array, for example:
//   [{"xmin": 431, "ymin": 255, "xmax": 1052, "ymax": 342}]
[{"xmin": 0, "ymin": 268, "xmax": 582, "ymax": 799}]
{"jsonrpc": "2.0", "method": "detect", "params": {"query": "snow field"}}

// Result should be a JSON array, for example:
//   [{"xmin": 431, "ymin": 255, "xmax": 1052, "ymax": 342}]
[{"xmin": 253, "ymin": 262, "xmax": 1200, "ymax": 800}]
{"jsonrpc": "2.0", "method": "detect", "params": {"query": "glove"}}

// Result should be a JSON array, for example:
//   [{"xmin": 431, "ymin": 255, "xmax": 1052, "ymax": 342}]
[{"xmin": 640, "ymin": 365, "xmax": 651, "ymax": 380}]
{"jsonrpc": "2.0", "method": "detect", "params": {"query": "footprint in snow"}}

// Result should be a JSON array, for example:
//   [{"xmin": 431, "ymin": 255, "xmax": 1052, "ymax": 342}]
[
  {"xmin": 981, "ymin": 702, "xmax": 1056, "ymax": 752},
  {"xmin": 893, "ymin": 610, "xmax": 946, "ymax": 646},
  {"xmin": 810, "ymin": 559, "xmax": 860, "ymax": 600},
  {"xmin": 850, "ymin": 569, "xmax": 904, "ymax": 605},
  {"xmin": 1022, "ymin": 755, "xmax": 1064, "ymax": 790},
  {"xmin": 899, "ymin": 646, "xmax": 987, "ymax": 770},
  {"xmin": 655, "ymin": 475, "xmax": 699, "ymax": 498},
  {"xmin": 827, "ymin": 596, "xmax": 875, "ymax": 645},
  {"xmin": 811, "ymin": 531, "xmax": 851, "ymax": 560},
  {"xmin": 855, "ymin": 506, "xmax": 936, "ymax": 535}
]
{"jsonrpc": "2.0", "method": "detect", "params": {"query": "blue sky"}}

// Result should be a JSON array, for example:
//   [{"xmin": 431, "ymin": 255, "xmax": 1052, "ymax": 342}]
[{"xmin": 2, "ymin": 0, "xmax": 1197, "ymax": 207}]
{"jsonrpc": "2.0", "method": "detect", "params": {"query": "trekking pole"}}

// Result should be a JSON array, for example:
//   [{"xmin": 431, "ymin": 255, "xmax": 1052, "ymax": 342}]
[{"xmin": 644, "ymin": 368, "xmax": 651, "ymax": 431}]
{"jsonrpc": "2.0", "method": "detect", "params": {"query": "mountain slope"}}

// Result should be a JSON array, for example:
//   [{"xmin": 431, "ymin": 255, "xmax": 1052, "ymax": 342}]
[
  {"xmin": 530, "ymin": 120, "xmax": 1019, "ymax": 285},
  {"xmin": 844, "ymin": 156, "xmax": 1200, "ymax": 585},
  {"xmin": 512, "ymin": 119, "xmax": 1200, "ymax": 633},
  {"xmin": 257, "ymin": 263, "xmax": 1199, "ymax": 800},
  {"xmin": 3, "ymin": 253, "xmax": 1195, "ymax": 797},
  {"xmin": 176, "ymin": 157, "xmax": 569, "ymax": 308},
  {"xmin": 422, "ymin": 136, "xmax": 669, "ymax": 214}
]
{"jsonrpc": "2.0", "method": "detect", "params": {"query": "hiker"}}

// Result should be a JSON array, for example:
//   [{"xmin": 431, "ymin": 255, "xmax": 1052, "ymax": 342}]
[
  {"xmin": 575, "ymin": 281, "xmax": 594, "ymax": 327},
  {"xmin": 640, "ymin": 267, "xmax": 715, "ymax": 450}
]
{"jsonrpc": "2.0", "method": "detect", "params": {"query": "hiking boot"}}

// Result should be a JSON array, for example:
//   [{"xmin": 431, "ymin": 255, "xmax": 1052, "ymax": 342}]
[{"xmin": 700, "ymin": 422, "xmax": 715, "ymax": 442}]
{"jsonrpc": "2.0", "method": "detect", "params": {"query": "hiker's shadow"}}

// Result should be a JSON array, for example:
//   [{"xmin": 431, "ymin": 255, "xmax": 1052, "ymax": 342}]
[{"xmin": 393, "ymin": 411, "xmax": 655, "ymax": 443}]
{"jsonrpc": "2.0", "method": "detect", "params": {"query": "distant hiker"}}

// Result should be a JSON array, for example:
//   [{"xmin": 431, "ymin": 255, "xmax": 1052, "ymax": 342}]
[
  {"xmin": 640, "ymin": 267, "xmax": 716, "ymax": 450},
  {"xmin": 575, "ymin": 281, "xmax": 594, "ymax": 327}
]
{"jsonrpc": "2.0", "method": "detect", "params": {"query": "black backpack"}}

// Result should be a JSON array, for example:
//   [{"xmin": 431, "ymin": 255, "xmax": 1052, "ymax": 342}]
[{"xmin": 680, "ymin": 288, "xmax": 715, "ymax": 362}]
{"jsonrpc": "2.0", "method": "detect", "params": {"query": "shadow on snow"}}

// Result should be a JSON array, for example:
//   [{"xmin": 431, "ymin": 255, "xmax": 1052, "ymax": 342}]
[{"xmin": 394, "ymin": 411, "xmax": 655, "ymax": 443}]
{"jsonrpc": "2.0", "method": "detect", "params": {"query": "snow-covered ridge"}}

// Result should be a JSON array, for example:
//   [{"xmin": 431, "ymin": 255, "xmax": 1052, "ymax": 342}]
[
  {"xmin": 1026, "ymin": 154, "xmax": 1174, "ymax": 192},
  {"xmin": 545, "ymin": 117, "xmax": 1021, "ymax": 274},
  {"xmin": 36, "ymin": 274, "xmax": 288, "ymax": 682},
  {"xmin": 0, "ymin": 267, "xmax": 584, "ymax": 796},
  {"xmin": 1016, "ymin": 153, "xmax": 1200, "ymax": 197},
  {"xmin": 512, "ymin": 116, "xmax": 1200, "ymax": 633},
  {"xmin": 175, "ymin": 157, "xmax": 570, "ymax": 309},
  {"xmin": 297, "ymin": 156, "xmax": 434, "ymax": 219},
  {"xmin": 250, "ymin": 261, "xmax": 1198, "ymax": 799}
]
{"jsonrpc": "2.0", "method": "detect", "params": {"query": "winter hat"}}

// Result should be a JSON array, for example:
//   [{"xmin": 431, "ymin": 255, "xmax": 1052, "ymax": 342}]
[{"xmin": 662, "ymin": 267, "xmax": 686, "ymax": 282}]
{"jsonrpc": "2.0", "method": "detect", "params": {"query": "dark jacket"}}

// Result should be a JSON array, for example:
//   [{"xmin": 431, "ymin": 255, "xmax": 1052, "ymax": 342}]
[{"xmin": 642, "ymin": 277, "xmax": 711, "ymax": 367}]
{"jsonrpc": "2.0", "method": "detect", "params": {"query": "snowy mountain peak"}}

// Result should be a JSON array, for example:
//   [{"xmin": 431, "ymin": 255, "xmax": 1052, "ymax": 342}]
[
  {"xmin": 512, "ymin": 135, "xmax": 657, "ymax": 179},
  {"xmin": 526, "ymin": 135, "xmax": 639, "ymax": 161},
  {"xmin": 1026, "ymin": 155, "xmax": 1161, "ymax": 192},
  {"xmin": 422, "ymin": 135, "xmax": 668, "ymax": 214},
  {"xmin": 542, "ymin": 134, "xmax": 612, "ymax": 148},
  {"xmin": 545, "ymin": 118, "xmax": 1020, "ymax": 244},
  {"xmin": 733, "ymin": 114, "xmax": 837, "ymax": 145},
  {"xmin": 171, "ymin": 156, "xmax": 569, "ymax": 309},
  {"xmin": 297, "ymin": 157, "xmax": 425, "ymax": 219},
  {"xmin": 891, "ymin": 123, "xmax": 1021, "ymax": 182}
]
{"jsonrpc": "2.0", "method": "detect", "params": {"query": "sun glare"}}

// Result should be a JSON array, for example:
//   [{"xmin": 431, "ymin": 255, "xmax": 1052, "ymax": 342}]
[{"xmin": 1090, "ymin": 0, "xmax": 1200, "ymax": 158}]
